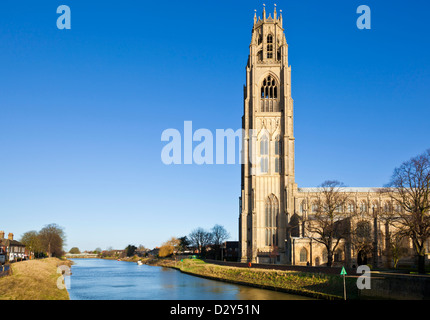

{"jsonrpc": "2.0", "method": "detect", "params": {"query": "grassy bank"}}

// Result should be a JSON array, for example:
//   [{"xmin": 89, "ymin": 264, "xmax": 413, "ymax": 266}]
[
  {"xmin": 148, "ymin": 258, "xmax": 359, "ymax": 300},
  {"xmin": 0, "ymin": 258, "xmax": 72, "ymax": 300}
]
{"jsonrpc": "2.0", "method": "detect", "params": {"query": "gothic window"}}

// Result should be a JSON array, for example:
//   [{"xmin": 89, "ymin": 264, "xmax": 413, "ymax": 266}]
[
  {"xmin": 267, "ymin": 45, "xmax": 273, "ymax": 59},
  {"xmin": 265, "ymin": 195, "xmax": 279, "ymax": 246},
  {"xmin": 267, "ymin": 34, "xmax": 273, "ymax": 59},
  {"xmin": 347, "ymin": 202, "xmax": 355, "ymax": 213},
  {"xmin": 260, "ymin": 75, "xmax": 279, "ymax": 112}
]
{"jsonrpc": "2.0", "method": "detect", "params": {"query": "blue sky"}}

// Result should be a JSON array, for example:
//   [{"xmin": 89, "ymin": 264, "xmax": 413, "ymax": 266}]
[{"xmin": 0, "ymin": 1, "xmax": 429, "ymax": 251}]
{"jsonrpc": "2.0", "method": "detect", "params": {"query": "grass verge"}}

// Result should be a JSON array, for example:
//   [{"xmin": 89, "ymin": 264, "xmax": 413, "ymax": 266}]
[
  {"xmin": 0, "ymin": 258, "xmax": 72, "ymax": 300},
  {"xmin": 148, "ymin": 258, "xmax": 359, "ymax": 300}
]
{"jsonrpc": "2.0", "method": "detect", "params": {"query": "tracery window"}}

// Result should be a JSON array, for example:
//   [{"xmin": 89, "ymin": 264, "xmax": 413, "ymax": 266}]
[
  {"xmin": 260, "ymin": 75, "xmax": 279, "ymax": 112},
  {"xmin": 265, "ymin": 194, "xmax": 279, "ymax": 246},
  {"xmin": 267, "ymin": 34, "xmax": 273, "ymax": 59}
]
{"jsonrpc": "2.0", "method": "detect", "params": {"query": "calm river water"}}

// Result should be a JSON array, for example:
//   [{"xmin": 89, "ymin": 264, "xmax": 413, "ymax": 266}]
[{"xmin": 68, "ymin": 259, "xmax": 311, "ymax": 300}]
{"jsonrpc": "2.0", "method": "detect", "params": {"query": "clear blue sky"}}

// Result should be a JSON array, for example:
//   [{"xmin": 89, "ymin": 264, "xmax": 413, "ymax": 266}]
[{"xmin": 0, "ymin": 1, "xmax": 429, "ymax": 251}]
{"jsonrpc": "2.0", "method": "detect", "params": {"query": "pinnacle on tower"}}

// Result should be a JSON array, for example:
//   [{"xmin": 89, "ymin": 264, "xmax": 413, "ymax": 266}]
[{"xmin": 263, "ymin": 4, "xmax": 266, "ymax": 21}]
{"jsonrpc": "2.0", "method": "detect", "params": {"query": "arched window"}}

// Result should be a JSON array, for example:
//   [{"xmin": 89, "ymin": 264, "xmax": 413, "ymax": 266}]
[
  {"xmin": 267, "ymin": 34, "xmax": 273, "ymax": 59},
  {"xmin": 265, "ymin": 194, "xmax": 279, "ymax": 246},
  {"xmin": 300, "ymin": 248, "xmax": 308, "ymax": 263},
  {"xmin": 299, "ymin": 201, "xmax": 306, "ymax": 214},
  {"xmin": 260, "ymin": 75, "xmax": 279, "ymax": 112}
]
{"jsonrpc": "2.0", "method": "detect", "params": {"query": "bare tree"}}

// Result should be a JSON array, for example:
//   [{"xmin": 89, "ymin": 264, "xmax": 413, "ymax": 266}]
[
  {"xmin": 211, "ymin": 225, "xmax": 230, "ymax": 260},
  {"xmin": 188, "ymin": 228, "xmax": 213, "ymax": 256},
  {"xmin": 304, "ymin": 180, "xmax": 352, "ymax": 267},
  {"xmin": 380, "ymin": 149, "xmax": 430, "ymax": 273}
]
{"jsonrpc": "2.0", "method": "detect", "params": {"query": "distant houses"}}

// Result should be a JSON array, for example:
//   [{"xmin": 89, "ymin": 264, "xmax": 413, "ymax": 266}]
[
  {"xmin": 0, "ymin": 231, "xmax": 27, "ymax": 263},
  {"xmin": 65, "ymin": 252, "xmax": 99, "ymax": 258}
]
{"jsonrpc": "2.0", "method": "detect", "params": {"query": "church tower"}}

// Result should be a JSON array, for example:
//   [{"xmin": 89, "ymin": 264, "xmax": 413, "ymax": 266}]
[{"xmin": 239, "ymin": 5, "xmax": 296, "ymax": 264}]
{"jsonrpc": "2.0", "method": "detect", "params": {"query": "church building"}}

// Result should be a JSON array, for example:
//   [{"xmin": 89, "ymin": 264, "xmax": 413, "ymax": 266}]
[{"xmin": 238, "ymin": 6, "xmax": 426, "ymax": 268}]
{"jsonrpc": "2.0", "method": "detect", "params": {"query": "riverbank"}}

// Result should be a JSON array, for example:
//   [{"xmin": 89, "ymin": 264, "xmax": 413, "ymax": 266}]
[
  {"xmin": 0, "ymin": 258, "xmax": 72, "ymax": 300},
  {"xmin": 145, "ymin": 258, "xmax": 359, "ymax": 300}
]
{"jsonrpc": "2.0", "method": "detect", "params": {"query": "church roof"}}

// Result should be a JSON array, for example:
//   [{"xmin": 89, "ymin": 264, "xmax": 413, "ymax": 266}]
[{"xmin": 297, "ymin": 187, "xmax": 380, "ymax": 193}]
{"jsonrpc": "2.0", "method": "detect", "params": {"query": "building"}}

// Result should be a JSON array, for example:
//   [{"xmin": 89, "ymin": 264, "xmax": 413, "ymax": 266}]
[
  {"xmin": 238, "ymin": 6, "xmax": 429, "ymax": 268},
  {"xmin": 0, "ymin": 231, "xmax": 27, "ymax": 262},
  {"xmin": 221, "ymin": 241, "xmax": 239, "ymax": 261}
]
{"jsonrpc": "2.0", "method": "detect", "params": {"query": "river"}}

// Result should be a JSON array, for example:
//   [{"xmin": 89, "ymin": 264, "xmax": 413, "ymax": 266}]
[{"xmin": 67, "ymin": 259, "xmax": 312, "ymax": 300}]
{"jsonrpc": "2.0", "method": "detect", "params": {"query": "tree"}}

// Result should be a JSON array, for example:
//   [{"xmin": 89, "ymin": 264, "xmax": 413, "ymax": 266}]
[
  {"xmin": 38, "ymin": 223, "xmax": 66, "ymax": 258},
  {"xmin": 381, "ymin": 149, "xmax": 430, "ymax": 273},
  {"xmin": 20, "ymin": 231, "xmax": 43, "ymax": 257},
  {"xmin": 211, "ymin": 225, "xmax": 230, "ymax": 260},
  {"xmin": 125, "ymin": 245, "xmax": 137, "ymax": 257},
  {"xmin": 159, "ymin": 237, "xmax": 180, "ymax": 258},
  {"xmin": 304, "ymin": 181, "xmax": 352, "ymax": 267},
  {"xmin": 177, "ymin": 236, "xmax": 190, "ymax": 253},
  {"xmin": 188, "ymin": 228, "xmax": 213, "ymax": 256},
  {"xmin": 69, "ymin": 247, "xmax": 81, "ymax": 254}
]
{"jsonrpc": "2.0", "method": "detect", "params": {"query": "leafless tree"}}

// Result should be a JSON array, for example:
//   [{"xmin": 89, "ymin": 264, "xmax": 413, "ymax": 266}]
[
  {"xmin": 211, "ymin": 225, "xmax": 230, "ymax": 260},
  {"xmin": 188, "ymin": 228, "xmax": 213, "ymax": 256},
  {"xmin": 380, "ymin": 149, "xmax": 430, "ymax": 273},
  {"xmin": 304, "ymin": 180, "xmax": 353, "ymax": 267}
]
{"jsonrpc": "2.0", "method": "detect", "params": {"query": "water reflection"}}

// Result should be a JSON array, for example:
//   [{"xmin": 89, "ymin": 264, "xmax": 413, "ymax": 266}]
[{"xmin": 68, "ymin": 259, "xmax": 312, "ymax": 300}]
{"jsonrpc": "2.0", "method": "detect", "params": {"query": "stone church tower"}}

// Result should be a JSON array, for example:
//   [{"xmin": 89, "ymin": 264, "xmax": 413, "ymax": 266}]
[{"xmin": 239, "ymin": 6, "xmax": 297, "ymax": 264}]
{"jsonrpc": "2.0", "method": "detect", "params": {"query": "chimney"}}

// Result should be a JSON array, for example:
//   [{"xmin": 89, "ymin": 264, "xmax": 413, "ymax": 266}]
[
  {"xmin": 0, "ymin": 231, "xmax": 4, "ymax": 239},
  {"xmin": 8, "ymin": 233, "xmax": 13, "ymax": 240}
]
